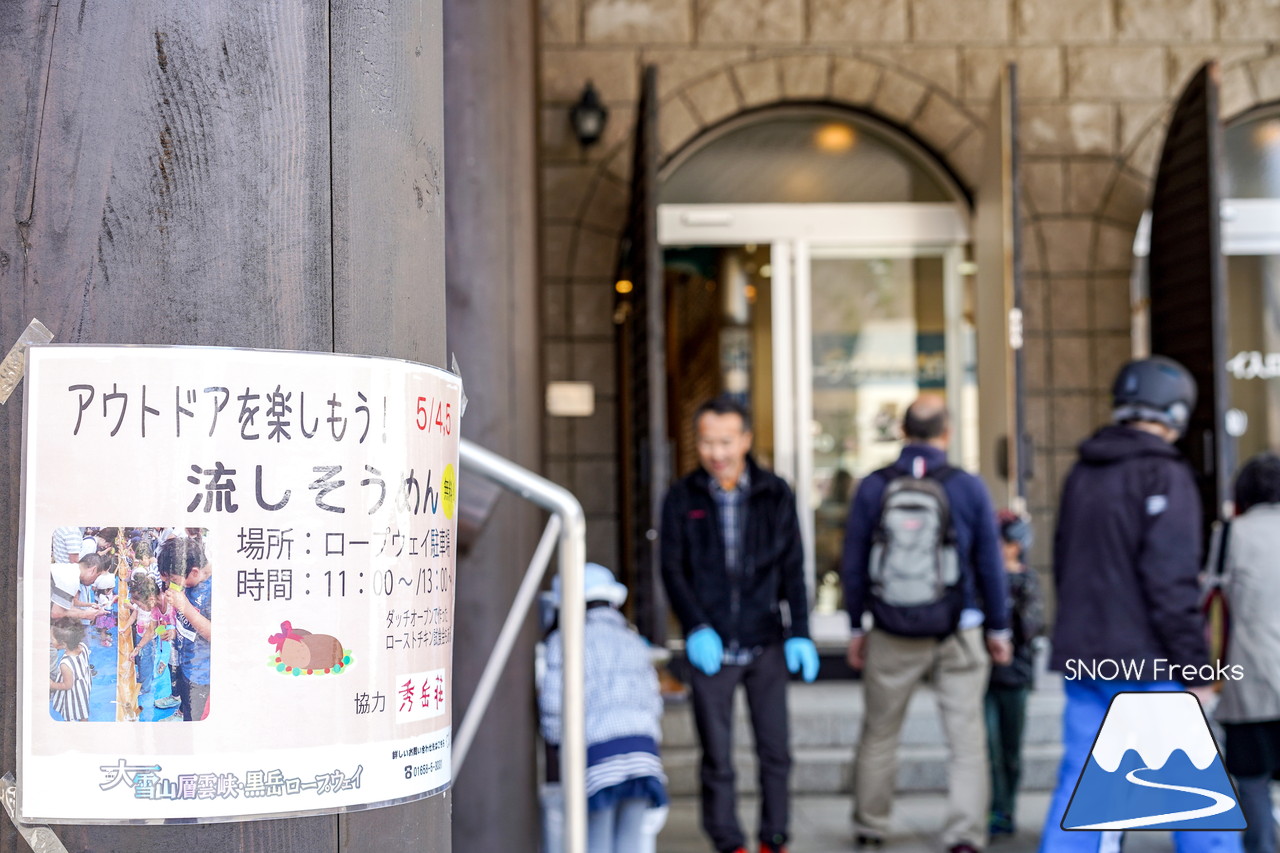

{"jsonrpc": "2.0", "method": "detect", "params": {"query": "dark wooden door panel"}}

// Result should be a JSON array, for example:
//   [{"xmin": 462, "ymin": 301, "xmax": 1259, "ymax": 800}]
[
  {"xmin": 1148, "ymin": 62, "xmax": 1231, "ymax": 525},
  {"xmin": 615, "ymin": 64, "xmax": 669, "ymax": 643}
]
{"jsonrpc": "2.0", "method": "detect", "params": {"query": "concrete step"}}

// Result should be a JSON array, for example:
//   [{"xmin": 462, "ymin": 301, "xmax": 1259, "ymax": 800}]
[
  {"xmin": 663, "ymin": 678, "xmax": 1065, "ymax": 748},
  {"xmin": 660, "ymin": 676, "xmax": 1066, "ymax": 797},
  {"xmin": 663, "ymin": 695, "xmax": 1064, "ymax": 750},
  {"xmin": 663, "ymin": 742, "xmax": 1064, "ymax": 797}
]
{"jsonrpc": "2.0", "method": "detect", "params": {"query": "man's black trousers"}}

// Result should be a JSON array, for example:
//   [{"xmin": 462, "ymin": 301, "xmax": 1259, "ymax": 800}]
[{"xmin": 690, "ymin": 642, "xmax": 791, "ymax": 852}]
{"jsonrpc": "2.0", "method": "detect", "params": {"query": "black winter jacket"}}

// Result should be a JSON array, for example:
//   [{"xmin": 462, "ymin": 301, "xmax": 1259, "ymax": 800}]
[
  {"xmin": 1048, "ymin": 425, "xmax": 1210, "ymax": 684},
  {"xmin": 989, "ymin": 568, "xmax": 1045, "ymax": 689},
  {"xmin": 660, "ymin": 457, "xmax": 810, "ymax": 649}
]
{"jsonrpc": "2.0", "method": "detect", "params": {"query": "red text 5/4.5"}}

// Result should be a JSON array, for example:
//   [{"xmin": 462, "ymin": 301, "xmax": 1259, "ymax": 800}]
[{"xmin": 415, "ymin": 396, "xmax": 452, "ymax": 435}]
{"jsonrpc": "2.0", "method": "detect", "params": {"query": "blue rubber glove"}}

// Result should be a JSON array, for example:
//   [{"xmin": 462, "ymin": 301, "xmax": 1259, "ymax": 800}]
[
  {"xmin": 785, "ymin": 637, "xmax": 820, "ymax": 683},
  {"xmin": 686, "ymin": 627, "xmax": 723, "ymax": 676}
]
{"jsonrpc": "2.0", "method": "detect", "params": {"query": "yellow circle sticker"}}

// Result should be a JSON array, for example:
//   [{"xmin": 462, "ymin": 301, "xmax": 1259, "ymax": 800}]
[{"xmin": 442, "ymin": 463, "xmax": 457, "ymax": 520}]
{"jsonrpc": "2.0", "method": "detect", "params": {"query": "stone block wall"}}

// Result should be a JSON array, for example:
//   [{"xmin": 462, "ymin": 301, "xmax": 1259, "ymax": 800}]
[{"xmin": 536, "ymin": 0, "xmax": 1280, "ymax": 570}]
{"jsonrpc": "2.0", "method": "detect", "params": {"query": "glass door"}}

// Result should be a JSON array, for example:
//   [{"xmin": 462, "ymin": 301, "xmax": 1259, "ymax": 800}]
[
  {"xmin": 657, "ymin": 202, "xmax": 974, "ymax": 645},
  {"xmin": 779, "ymin": 242, "xmax": 975, "ymax": 642}
]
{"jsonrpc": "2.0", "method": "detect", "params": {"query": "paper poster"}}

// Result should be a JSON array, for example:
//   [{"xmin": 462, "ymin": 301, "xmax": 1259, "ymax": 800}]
[{"xmin": 17, "ymin": 345, "xmax": 460, "ymax": 823}]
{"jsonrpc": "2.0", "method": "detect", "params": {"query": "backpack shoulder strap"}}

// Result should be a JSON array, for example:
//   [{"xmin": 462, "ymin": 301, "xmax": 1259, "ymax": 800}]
[{"xmin": 920, "ymin": 464, "xmax": 959, "ymax": 541}]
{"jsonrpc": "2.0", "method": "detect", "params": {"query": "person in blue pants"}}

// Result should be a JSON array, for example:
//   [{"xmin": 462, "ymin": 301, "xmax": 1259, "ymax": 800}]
[
  {"xmin": 1039, "ymin": 357, "xmax": 1241, "ymax": 853},
  {"xmin": 1040, "ymin": 678, "xmax": 1240, "ymax": 853}
]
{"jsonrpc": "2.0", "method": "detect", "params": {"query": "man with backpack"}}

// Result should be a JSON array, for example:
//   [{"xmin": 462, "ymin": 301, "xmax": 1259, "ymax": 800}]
[{"xmin": 841, "ymin": 395, "xmax": 1012, "ymax": 853}]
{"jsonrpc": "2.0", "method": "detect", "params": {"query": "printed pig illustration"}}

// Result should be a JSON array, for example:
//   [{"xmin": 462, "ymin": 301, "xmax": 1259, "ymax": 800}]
[{"xmin": 268, "ymin": 621, "xmax": 346, "ymax": 672}]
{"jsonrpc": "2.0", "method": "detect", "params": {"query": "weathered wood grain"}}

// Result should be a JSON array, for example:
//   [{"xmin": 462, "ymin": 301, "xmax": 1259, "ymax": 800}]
[
  {"xmin": 10, "ymin": 0, "xmax": 334, "ymax": 350},
  {"xmin": 440, "ymin": 0, "xmax": 543, "ymax": 848},
  {"xmin": 0, "ymin": 0, "xmax": 452, "ymax": 850},
  {"xmin": 330, "ymin": 1, "xmax": 445, "ymax": 366},
  {"xmin": 329, "ymin": 3, "xmax": 450, "ymax": 848}
]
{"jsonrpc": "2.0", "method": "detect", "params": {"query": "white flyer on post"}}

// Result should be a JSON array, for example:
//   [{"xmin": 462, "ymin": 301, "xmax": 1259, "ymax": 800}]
[{"xmin": 17, "ymin": 345, "xmax": 460, "ymax": 823}]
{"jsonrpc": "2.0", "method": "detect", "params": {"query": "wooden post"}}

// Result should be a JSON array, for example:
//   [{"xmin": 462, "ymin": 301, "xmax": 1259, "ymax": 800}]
[
  {"xmin": 0, "ymin": 1, "xmax": 449, "ymax": 850},
  {"xmin": 442, "ymin": 1, "xmax": 543, "ymax": 850}
]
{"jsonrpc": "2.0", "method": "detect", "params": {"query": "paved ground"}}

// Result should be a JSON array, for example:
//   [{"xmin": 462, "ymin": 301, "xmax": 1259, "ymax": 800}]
[
  {"xmin": 652, "ymin": 676, "xmax": 1227, "ymax": 852},
  {"xmin": 655, "ymin": 791, "xmax": 1173, "ymax": 853}
]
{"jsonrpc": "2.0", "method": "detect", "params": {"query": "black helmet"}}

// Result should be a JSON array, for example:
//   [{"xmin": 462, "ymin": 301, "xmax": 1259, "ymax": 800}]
[{"xmin": 1111, "ymin": 356, "xmax": 1197, "ymax": 434}]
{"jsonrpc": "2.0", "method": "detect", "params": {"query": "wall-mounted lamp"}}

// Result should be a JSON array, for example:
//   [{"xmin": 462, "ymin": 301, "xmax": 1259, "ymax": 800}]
[{"xmin": 570, "ymin": 81, "xmax": 609, "ymax": 149}]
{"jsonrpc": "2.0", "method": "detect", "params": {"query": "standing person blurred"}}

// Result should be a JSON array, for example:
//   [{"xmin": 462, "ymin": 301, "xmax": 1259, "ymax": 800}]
[
  {"xmin": 841, "ymin": 395, "xmax": 1012, "ymax": 853},
  {"xmin": 1039, "ymin": 356, "xmax": 1239, "ymax": 853},
  {"xmin": 539, "ymin": 563, "xmax": 668, "ymax": 853},
  {"xmin": 984, "ymin": 510, "xmax": 1044, "ymax": 839},
  {"xmin": 1213, "ymin": 453, "xmax": 1280, "ymax": 853},
  {"xmin": 660, "ymin": 394, "xmax": 819, "ymax": 853}
]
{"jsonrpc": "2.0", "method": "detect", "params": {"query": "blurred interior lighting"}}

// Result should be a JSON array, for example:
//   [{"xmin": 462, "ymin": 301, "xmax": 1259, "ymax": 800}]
[
  {"xmin": 814, "ymin": 122, "xmax": 856, "ymax": 152},
  {"xmin": 1254, "ymin": 119, "xmax": 1280, "ymax": 149},
  {"xmin": 615, "ymin": 279, "xmax": 633, "ymax": 294}
]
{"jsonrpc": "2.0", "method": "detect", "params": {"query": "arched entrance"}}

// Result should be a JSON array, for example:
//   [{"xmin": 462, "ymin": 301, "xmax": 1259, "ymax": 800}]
[
  {"xmin": 657, "ymin": 107, "xmax": 975, "ymax": 643},
  {"xmin": 1133, "ymin": 61, "xmax": 1280, "ymax": 522},
  {"xmin": 614, "ymin": 66, "xmax": 1026, "ymax": 650}
]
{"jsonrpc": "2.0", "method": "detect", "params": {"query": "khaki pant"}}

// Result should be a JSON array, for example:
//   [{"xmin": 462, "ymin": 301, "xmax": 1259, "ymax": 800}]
[{"xmin": 853, "ymin": 627, "xmax": 991, "ymax": 849}]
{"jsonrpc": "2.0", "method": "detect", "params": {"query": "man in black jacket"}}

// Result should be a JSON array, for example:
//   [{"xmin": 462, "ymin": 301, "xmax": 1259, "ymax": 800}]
[
  {"xmin": 1039, "ymin": 356, "xmax": 1235, "ymax": 853},
  {"xmin": 661, "ymin": 395, "xmax": 818, "ymax": 853}
]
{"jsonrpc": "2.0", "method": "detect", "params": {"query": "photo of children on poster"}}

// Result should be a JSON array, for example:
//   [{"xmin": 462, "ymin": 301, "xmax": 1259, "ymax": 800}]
[
  {"xmin": 48, "ymin": 527, "xmax": 208, "ymax": 724},
  {"xmin": 19, "ymin": 346, "xmax": 460, "ymax": 823}
]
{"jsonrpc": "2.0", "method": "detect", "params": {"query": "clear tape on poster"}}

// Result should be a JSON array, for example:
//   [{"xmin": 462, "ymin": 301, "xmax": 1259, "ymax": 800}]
[
  {"xmin": 2, "ymin": 773, "xmax": 71, "ymax": 852},
  {"xmin": 0, "ymin": 319, "xmax": 54, "ymax": 404}
]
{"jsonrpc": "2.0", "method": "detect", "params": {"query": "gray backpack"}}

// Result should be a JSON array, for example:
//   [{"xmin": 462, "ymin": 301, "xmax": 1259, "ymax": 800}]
[{"xmin": 868, "ymin": 466, "xmax": 964, "ymax": 638}]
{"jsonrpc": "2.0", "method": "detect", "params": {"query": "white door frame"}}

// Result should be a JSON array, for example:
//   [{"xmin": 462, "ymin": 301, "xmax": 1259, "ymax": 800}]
[
  {"xmin": 1133, "ymin": 199, "xmax": 1280, "ymax": 258},
  {"xmin": 658, "ymin": 203, "xmax": 970, "ymax": 248},
  {"xmin": 658, "ymin": 202, "xmax": 971, "ymax": 643},
  {"xmin": 1131, "ymin": 199, "xmax": 1280, "ymax": 358}
]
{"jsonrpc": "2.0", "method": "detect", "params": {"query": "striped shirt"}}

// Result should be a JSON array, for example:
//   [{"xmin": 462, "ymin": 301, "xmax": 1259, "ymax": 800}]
[
  {"xmin": 51, "ymin": 644, "xmax": 91, "ymax": 722},
  {"xmin": 710, "ymin": 470, "xmax": 749, "ymax": 577},
  {"xmin": 710, "ymin": 470, "xmax": 757, "ymax": 665},
  {"xmin": 585, "ymin": 736, "xmax": 667, "ymax": 808},
  {"xmin": 51, "ymin": 527, "xmax": 83, "ymax": 563}
]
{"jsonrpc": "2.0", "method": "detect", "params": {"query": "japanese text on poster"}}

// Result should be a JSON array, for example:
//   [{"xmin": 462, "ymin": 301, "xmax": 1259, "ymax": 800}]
[{"xmin": 18, "ymin": 346, "xmax": 460, "ymax": 823}]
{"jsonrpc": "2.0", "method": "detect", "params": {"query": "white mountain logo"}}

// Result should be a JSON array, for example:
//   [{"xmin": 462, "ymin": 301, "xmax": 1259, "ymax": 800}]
[{"xmin": 1062, "ymin": 692, "xmax": 1247, "ymax": 831}]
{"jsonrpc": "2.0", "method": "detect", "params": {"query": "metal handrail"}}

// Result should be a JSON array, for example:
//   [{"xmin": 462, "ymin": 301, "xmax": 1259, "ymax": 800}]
[
  {"xmin": 452, "ymin": 513, "xmax": 562, "ymax": 771},
  {"xmin": 454, "ymin": 439, "xmax": 586, "ymax": 853}
]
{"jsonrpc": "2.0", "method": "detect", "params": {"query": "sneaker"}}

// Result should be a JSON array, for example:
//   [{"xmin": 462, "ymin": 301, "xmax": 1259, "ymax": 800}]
[
  {"xmin": 949, "ymin": 844, "xmax": 980, "ymax": 853},
  {"xmin": 856, "ymin": 835, "xmax": 883, "ymax": 850},
  {"xmin": 760, "ymin": 843, "xmax": 788, "ymax": 853},
  {"xmin": 154, "ymin": 695, "xmax": 181, "ymax": 709},
  {"xmin": 989, "ymin": 812, "xmax": 1015, "ymax": 837}
]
